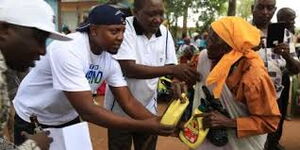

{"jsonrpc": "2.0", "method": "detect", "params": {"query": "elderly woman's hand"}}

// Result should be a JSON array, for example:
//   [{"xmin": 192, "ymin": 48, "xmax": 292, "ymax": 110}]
[{"xmin": 195, "ymin": 111, "xmax": 236, "ymax": 129}]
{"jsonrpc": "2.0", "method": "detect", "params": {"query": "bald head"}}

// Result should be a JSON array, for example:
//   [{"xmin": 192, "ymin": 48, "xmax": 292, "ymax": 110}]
[
  {"xmin": 277, "ymin": 7, "xmax": 296, "ymax": 33},
  {"xmin": 277, "ymin": 7, "xmax": 295, "ymax": 21},
  {"xmin": 134, "ymin": 0, "xmax": 163, "ymax": 10}
]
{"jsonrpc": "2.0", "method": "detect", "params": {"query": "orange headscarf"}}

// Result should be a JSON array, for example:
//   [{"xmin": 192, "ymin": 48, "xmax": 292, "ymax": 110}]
[{"xmin": 206, "ymin": 17, "xmax": 264, "ymax": 98}]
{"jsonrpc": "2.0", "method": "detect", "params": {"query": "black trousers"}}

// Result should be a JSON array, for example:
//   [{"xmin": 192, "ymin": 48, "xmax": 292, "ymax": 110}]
[
  {"xmin": 265, "ymin": 71, "xmax": 290, "ymax": 150},
  {"xmin": 108, "ymin": 129, "xmax": 157, "ymax": 150},
  {"xmin": 14, "ymin": 114, "xmax": 80, "ymax": 145}
]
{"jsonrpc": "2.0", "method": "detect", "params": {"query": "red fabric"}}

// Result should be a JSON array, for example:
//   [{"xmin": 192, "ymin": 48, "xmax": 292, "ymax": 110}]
[{"xmin": 97, "ymin": 81, "xmax": 106, "ymax": 96}]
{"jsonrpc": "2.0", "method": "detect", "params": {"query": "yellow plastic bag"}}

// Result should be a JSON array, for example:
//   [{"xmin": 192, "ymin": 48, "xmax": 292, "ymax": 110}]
[
  {"xmin": 179, "ymin": 109, "xmax": 209, "ymax": 149},
  {"xmin": 160, "ymin": 93, "xmax": 189, "ymax": 126}
]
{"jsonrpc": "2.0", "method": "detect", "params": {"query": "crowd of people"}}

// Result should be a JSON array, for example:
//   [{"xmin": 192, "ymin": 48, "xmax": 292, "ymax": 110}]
[{"xmin": 0, "ymin": 0, "xmax": 299, "ymax": 150}]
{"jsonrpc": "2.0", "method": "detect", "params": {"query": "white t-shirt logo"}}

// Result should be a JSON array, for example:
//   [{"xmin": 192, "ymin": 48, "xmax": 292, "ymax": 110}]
[{"xmin": 85, "ymin": 64, "xmax": 103, "ymax": 84}]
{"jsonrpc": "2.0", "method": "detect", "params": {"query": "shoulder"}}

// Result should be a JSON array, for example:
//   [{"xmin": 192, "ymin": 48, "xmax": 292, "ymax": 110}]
[
  {"xmin": 124, "ymin": 17, "xmax": 135, "ymax": 33},
  {"xmin": 241, "ymin": 63, "xmax": 272, "ymax": 89},
  {"xmin": 48, "ymin": 32, "xmax": 85, "ymax": 48},
  {"xmin": 48, "ymin": 32, "xmax": 87, "ymax": 55},
  {"xmin": 159, "ymin": 24, "xmax": 170, "ymax": 37}
]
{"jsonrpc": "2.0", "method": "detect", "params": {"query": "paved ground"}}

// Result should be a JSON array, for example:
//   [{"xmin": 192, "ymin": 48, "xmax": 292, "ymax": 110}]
[{"xmin": 89, "ymin": 96, "xmax": 300, "ymax": 150}]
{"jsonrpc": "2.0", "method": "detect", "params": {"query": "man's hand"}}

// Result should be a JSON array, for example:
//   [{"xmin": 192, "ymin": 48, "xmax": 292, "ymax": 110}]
[
  {"xmin": 22, "ymin": 131, "xmax": 53, "ymax": 150},
  {"xmin": 170, "ymin": 80, "xmax": 187, "ymax": 102},
  {"xmin": 170, "ymin": 64, "xmax": 201, "ymax": 85},
  {"xmin": 195, "ymin": 111, "xmax": 236, "ymax": 129},
  {"xmin": 144, "ymin": 117, "xmax": 175, "ymax": 136},
  {"xmin": 273, "ymin": 43, "xmax": 290, "ymax": 56}
]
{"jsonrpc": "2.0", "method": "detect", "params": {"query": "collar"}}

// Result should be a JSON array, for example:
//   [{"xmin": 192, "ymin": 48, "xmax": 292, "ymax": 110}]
[{"xmin": 133, "ymin": 17, "xmax": 162, "ymax": 37}]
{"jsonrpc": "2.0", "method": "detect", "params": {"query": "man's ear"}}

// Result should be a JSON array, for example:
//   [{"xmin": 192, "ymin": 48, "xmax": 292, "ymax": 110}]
[{"xmin": 89, "ymin": 25, "xmax": 97, "ymax": 36}]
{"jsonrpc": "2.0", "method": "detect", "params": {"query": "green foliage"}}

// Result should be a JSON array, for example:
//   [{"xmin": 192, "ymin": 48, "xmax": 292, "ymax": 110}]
[
  {"xmin": 165, "ymin": 0, "xmax": 227, "ymax": 38},
  {"xmin": 194, "ymin": 0, "xmax": 227, "ymax": 33},
  {"xmin": 237, "ymin": 0, "xmax": 254, "ymax": 20}
]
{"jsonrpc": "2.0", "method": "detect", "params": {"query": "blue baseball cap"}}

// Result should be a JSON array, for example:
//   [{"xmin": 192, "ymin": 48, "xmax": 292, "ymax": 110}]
[{"xmin": 76, "ymin": 4, "xmax": 126, "ymax": 32}]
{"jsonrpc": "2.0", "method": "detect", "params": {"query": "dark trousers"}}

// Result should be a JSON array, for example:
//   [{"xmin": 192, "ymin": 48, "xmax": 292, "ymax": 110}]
[
  {"xmin": 108, "ymin": 129, "xmax": 157, "ymax": 150},
  {"xmin": 14, "ymin": 114, "xmax": 80, "ymax": 145},
  {"xmin": 265, "ymin": 72, "xmax": 290, "ymax": 150}
]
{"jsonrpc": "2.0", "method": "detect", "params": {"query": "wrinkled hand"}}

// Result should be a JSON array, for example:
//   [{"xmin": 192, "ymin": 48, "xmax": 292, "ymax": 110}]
[
  {"xmin": 194, "ymin": 111, "xmax": 236, "ymax": 129},
  {"xmin": 146, "ymin": 117, "xmax": 175, "ymax": 136},
  {"xmin": 171, "ymin": 64, "xmax": 201, "ymax": 85},
  {"xmin": 22, "ymin": 130, "xmax": 53, "ymax": 150},
  {"xmin": 273, "ymin": 43, "xmax": 289, "ymax": 56}
]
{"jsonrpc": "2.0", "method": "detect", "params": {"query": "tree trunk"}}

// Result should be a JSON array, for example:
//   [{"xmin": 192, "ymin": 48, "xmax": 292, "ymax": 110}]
[
  {"xmin": 174, "ymin": 16, "xmax": 178, "ymax": 39},
  {"xmin": 182, "ymin": 7, "xmax": 188, "ymax": 37},
  {"xmin": 227, "ymin": 0, "xmax": 236, "ymax": 16}
]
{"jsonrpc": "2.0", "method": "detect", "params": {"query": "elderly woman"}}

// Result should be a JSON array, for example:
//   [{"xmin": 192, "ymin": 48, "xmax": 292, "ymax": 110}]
[{"xmin": 193, "ymin": 17, "xmax": 281, "ymax": 150}]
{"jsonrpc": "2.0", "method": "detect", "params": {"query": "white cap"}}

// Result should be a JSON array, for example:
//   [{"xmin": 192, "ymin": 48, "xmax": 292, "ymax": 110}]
[{"xmin": 0, "ymin": 0, "xmax": 71, "ymax": 41}]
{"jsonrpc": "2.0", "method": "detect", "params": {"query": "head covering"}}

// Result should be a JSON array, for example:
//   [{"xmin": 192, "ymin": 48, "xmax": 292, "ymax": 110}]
[
  {"xmin": 0, "ymin": 0, "xmax": 71, "ymax": 41},
  {"xmin": 76, "ymin": 4, "xmax": 126, "ymax": 32},
  {"xmin": 206, "ymin": 17, "xmax": 263, "ymax": 98}
]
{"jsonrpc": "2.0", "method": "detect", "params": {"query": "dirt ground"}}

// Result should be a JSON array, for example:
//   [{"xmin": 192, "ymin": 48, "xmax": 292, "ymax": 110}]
[{"xmin": 89, "ymin": 96, "xmax": 300, "ymax": 150}]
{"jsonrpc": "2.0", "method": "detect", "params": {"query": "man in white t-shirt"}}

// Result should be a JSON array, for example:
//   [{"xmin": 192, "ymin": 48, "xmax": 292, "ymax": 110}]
[
  {"xmin": 13, "ymin": 4, "xmax": 174, "ymax": 145},
  {"xmin": 104, "ymin": 0, "xmax": 200, "ymax": 149}
]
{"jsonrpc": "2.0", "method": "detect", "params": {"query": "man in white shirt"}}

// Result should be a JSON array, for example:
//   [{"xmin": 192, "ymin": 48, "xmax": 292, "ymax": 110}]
[
  {"xmin": 13, "ymin": 4, "xmax": 174, "ymax": 145},
  {"xmin": 104, "ymin": 0, "xmax": 200, "ymax": 149}
]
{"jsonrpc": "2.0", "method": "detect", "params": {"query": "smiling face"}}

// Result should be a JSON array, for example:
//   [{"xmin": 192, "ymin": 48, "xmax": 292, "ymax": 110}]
[
  {"xmin": 206, "ymin": 28, "xmax": 231, "ymax": 62},
  {"xmin": 0, "ymin": 23, "xmax": 49, "ymax": 71},
  {"xmin": 133, "ymin": 0, "xmax": 164, "ymax": 36},
  {"xmin": 89, "ymin": 24, "xmax": 125, "ymax": 55}
]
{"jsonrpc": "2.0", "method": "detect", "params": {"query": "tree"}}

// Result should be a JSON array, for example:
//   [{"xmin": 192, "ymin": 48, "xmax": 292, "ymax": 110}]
[
  {"xmin": 194, "ymin": 0, "xmax": 227, "ymax": 33},
  {"xmin": 236, "ymin": 0, "xmax": 253, "ymax": 20},
  {"xmin": 227, "ymin": 0, "xmax": 236, "ymax": 16},
  {"xmin": 165, "ymin": 0, "xmax": 185, "ymax": 38}
]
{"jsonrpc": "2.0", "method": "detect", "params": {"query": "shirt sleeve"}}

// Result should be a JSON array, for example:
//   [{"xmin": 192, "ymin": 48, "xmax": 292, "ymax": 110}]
[
  {"xmin": 236, "ymin": 72, "xmax": 281, "ymax": 138},
  {"xmin": 48, "ymin": 43, "xmax": 91, "ymax": 92},
  {"xmin": 105, "ymin": 58, "xmax": 127, "ymax": 87},
  {"xmin": 165, "ymin": 29, "xmax": 178, "ymax": 65}
]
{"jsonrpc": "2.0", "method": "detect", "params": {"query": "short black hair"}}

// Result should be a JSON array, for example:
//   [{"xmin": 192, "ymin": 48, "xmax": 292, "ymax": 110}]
[
  {"xmin": 133, "ymin": 0, "xmax": 147, "ymax": 10},
  {"xmin": 277, "ymin": 7, "xmax": 295, "ymax": 21}
]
